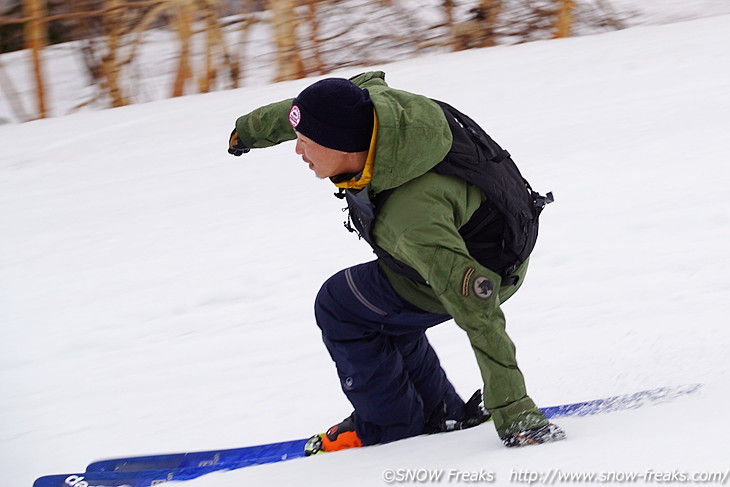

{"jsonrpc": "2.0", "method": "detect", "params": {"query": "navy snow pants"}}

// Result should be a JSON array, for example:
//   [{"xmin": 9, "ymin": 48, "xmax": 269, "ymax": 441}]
[{"xmin": 314, "ymin": 260, "xmax": 465, "ymax": 445}]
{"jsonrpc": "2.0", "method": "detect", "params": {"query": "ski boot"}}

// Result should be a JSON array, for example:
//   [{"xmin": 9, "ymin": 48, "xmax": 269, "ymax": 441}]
[{"xmin": 304, "ymin": 413, "xmax": 363, "ymax": 456}]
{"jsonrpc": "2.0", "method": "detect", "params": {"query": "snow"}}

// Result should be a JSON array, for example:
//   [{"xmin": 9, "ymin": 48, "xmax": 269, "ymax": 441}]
[{"xmin": 2, "ymin": 11, "xmax": 730, "ymax": 487}]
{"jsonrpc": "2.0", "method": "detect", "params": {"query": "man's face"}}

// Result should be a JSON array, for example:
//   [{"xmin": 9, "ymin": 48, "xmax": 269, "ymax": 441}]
[{"xmin": 294, "ymin": 132, "xmax": 357, "ymax": 179}]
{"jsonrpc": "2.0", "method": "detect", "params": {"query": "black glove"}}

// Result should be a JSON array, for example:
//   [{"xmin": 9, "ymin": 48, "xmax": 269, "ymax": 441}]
[{"xmin": 228, "ymin": 128, "xmax": 250, "ymax": 156}]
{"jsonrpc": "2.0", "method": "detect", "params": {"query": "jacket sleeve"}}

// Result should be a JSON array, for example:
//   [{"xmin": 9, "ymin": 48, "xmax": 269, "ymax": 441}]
[{"xmin": 234, "ymin": 98, "xmax": 296, "ymax": 149}]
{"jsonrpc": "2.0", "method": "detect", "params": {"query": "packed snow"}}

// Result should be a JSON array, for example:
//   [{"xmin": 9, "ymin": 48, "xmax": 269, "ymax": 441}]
[{"xmin": 2, "ymin": 11, "xmax": 730, "ymax": 487}]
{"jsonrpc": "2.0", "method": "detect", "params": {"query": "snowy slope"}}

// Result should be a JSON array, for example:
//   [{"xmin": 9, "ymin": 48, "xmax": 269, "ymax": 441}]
[{"xmin": 2, "ymin": 14, "xmax": 730, "ymax": 487}]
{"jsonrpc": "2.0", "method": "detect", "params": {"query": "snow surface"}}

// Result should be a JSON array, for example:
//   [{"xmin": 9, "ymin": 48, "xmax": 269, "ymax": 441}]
[{"xmin": 2, "ymin": 13, "xmax": 730, "ymax": 487}]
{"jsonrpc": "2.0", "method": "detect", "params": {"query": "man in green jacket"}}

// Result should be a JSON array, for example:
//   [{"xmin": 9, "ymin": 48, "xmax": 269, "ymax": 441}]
[{"xmin": 228, "ymin": 71, "xmax": 565, "ymax": 452}]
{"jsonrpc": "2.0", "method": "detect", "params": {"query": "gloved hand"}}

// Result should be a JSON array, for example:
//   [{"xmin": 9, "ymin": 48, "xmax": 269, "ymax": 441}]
[{"xmin": 228, "ymin": 128, "xmax": 250, "ymax": 156}]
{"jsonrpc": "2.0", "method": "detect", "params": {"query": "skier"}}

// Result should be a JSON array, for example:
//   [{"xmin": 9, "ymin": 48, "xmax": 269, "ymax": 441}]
[{"xmin": 227, "ymin": 71, "xmax": 565, "ymax": 452}]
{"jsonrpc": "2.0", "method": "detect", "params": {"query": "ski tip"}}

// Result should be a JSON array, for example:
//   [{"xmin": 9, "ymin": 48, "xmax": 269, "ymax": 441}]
[{"xmin": 33, "ymin": 474, "xmax": 85, "ymax": 487}]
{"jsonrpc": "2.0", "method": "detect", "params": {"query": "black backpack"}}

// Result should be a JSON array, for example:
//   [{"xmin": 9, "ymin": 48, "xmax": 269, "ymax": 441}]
[{"xmin": 341, "ymin": 100, "xmax": 553, "ymax": 286}]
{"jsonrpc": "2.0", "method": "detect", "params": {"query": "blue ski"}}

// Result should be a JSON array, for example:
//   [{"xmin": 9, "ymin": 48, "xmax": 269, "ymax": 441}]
[
  {"xmin": 33, "ymin": 384, "xmax": 702, "ymax": 487},
  {"xmin": 541, "ymin": 382, "xmax": 702, "ymax": 418},
  {"xmin": 86, "ymin": 438, "xmax": 307, "ymax": 474},
  {"xmin": 33, "ymin": 439, "xmax": 307, "ymax": 487}
]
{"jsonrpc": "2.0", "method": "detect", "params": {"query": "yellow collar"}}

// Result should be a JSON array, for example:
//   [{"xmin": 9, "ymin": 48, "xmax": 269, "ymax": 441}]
[{"xmin": 333, "ymin": 110, "xmax": 378, "ymax": 190}]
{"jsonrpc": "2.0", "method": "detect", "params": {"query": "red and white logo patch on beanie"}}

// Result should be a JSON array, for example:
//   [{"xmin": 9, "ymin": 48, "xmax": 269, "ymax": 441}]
[{"xmin": 289, "ymin": 105, "xmax": 301, "ymax": 128}]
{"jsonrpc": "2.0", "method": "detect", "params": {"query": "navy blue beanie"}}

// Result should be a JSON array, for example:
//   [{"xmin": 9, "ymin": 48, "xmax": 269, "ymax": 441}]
[{"xmin": 289, "ymin": 78, "xmax": 374, "ymax": 153}]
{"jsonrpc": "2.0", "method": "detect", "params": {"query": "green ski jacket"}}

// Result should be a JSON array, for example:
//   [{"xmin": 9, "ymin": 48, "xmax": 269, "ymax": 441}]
[{"xmin": 233, "ymin": 71, "xmax": 547, "ymax": 437}]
